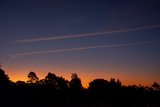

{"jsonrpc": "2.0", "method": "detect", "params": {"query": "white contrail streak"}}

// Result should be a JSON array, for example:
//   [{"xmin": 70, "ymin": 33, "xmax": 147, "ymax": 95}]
[
  {"xmin": 11, "ymin": 40, "xmax": 160, "ymax": 57},
  {"xmin": 14, "ymin": 24, "xmax": 160, "ymax": 43}
]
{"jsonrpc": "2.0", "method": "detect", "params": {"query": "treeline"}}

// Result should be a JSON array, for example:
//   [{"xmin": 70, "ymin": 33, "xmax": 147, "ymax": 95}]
[{"xmin": 0, "ymin": 68, "xmax": 160, "ymax": 107}]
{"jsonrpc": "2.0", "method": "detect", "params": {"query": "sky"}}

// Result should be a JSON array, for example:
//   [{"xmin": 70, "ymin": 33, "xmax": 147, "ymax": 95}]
[{"xmin": 0, "ymin": 0, "xmax": 160, "ymax": 87}]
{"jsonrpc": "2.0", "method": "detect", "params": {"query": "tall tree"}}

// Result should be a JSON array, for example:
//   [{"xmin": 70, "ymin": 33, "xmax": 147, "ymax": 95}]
[
  {"xmin": 69, "ymin": 73, "xmax": 82, "ymax": 91},
  {"xmin": 0, "ymin": 68, "xmax": 10, "ymax": 89}
]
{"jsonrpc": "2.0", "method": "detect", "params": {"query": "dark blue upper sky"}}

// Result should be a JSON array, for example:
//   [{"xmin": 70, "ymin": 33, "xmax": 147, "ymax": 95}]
[{"xmin": 0, "ymin": 0, "xmax": 160, "ymax": 86}]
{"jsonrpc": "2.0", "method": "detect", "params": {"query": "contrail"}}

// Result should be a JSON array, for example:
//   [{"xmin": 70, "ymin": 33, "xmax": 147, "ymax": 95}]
[
  {"xmin": 11, "ymin": 40, "xmax": 160, "ymax": 57},
  {"xmin": 14, "ymin": 24, "xmax": 160, "ymax": 43}
]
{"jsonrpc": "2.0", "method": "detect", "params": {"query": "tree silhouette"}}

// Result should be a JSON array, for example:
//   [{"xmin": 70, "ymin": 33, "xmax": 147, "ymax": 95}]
[
  {"xmin": 89, "ymin": 78, "xmax": 109, "ymax": 90},
  {"xmin": 109, "ymin": 78, "xmax": 122, "ymax": 89},
  {"xmin": 152, "ymin": 82, "xmax": 160, "ymax": 90},
  {"xmin": 69, "ymin": 73, "xmax": 82, "ymax": 91},
  {"xmin": 0, "ymin": 65, "xmax": 160, "ymax": 107},
  {"xmin": 44, "ymin": 72, "xmax": 58, "ymax": 89},
  {"xmin": 57, "ymin": 76, "xmax": 69, "ymax": 91},
  {"xmin": 0, "ymin": 68, "xmax": 10, "ymax": 90},
  {"xmin": 27, "ymin": 71, "xmax": 39, "ymax": 83}
]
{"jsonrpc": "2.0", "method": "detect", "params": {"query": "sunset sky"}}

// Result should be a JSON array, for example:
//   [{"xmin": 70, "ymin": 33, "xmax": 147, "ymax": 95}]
[{"xmin": 0, "ymin": 0, "xmax": 160, "ymax": 87}]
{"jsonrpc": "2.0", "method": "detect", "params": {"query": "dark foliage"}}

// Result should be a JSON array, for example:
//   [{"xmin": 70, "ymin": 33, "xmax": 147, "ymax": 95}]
[
  {"xmin": 27, "ymin": 71, "xmax": 39, "ymax": 83},
  {"xmin": 0, "ymin": 68, "xmax": 159, "ymax": 107},
  {"xmin": 0, "ymin": 68, "xmax": 10, "ymax": 91}
]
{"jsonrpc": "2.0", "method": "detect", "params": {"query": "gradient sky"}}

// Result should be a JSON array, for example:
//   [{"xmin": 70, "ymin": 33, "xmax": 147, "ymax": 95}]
[{"xmin": 0, "ymin": 0, "xmax": 160, "ymax": 87}]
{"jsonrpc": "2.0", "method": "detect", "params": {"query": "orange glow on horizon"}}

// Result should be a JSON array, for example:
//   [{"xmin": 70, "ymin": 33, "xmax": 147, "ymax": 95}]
[{"xmin": 3, "ymin": 66, "xmax": 159, "ymax": 88}]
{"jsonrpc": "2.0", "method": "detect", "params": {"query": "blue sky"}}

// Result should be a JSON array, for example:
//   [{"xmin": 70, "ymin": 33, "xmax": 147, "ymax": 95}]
[{"xmin": 0, "ymin": 0, "xmax": 160, "ymax": 86}]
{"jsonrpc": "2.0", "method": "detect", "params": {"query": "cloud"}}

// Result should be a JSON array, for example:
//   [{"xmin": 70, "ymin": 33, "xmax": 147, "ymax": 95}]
[
  {"xmin": 11, "ymin": 40, "xmax": 160, "ymax": 57},
  {"xmin": 14, "ymin": 24, "xmax": 160, "ymax": 43}
]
